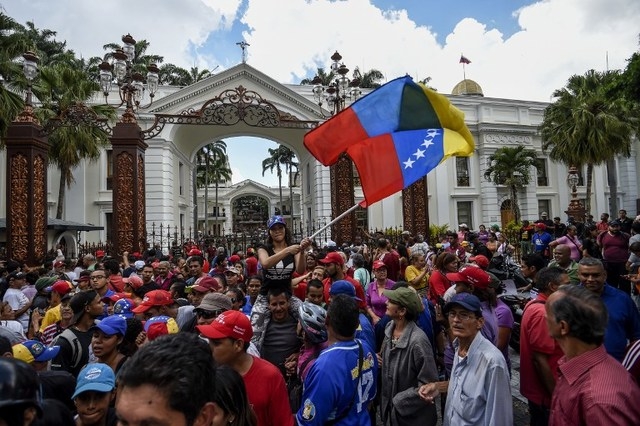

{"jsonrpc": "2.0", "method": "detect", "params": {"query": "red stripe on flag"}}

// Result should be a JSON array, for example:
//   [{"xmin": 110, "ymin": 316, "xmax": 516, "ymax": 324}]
[
  {"xmin": 303, "ymin": 108, "xmax": 369, "ymax": 166},
  {"xmin": 347, "ymin": 134, "xmax": 404, "ymax": 207}
]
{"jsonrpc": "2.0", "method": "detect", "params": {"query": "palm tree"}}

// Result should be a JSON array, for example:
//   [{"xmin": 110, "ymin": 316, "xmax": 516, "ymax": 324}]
[
  {"xmin": 195, "ymin": 140, "xmax": 229, "ymax": 234},
  {"xmin": 102, "ymin": 38, "xmax": 164, "ymax": 74},
  {"xmin": 354, "ymin": 67, "xmax": 384, "ymax": 88},
  {"xmin": 483, "ymin": 146, "xmax": 540, "ymax": 223},
  {"xmin": 540, "ymin": 69, "xmax": 635, "ymax": 215},
  {"xmin": 33, "ymin": 63, "xmax": 115, "ymax": 218},
  {"xmin": 262, "ymin": 145, "xmax": 297, "ymax": 216},
  {"xmin": 300, "ymin": 67, "xmax": 334, "ymax": 85},
  {"xmin": 159, "ymin": 64, "xmax": 212, "ymax": 86},
  {"xmin": 0, "ymin": 12, "xmax": 28, "ymax": 144}
]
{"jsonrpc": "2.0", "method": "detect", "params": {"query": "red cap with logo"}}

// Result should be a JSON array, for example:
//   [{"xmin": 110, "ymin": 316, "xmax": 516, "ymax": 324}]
[
  {"xmin": 196, "ymin": 310, "xmax": 253, "ymax": 343},
  {"xmin": 132, "ymin": 290, "xmax": 174, "ymax": 313},
  {"xmin": 446, "ymin": 266, "xmax": 492, "ymax": 289}
]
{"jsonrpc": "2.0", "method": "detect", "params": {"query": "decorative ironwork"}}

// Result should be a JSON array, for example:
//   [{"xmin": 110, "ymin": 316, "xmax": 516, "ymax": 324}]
[
  {"xmin": 40, "ymin": 101, "xmax": 112, "ymax": 136},
  {"xmin": 115, "ymin": 152, "xmax": 135, "ymax": 252},
  {"xmin": 33, "ymin": 155, "xmax": 47, "ymax": 260},
  {"xmin": 137, "ymin": 155, "xmax": 147, "ymax": 250},
  {"xmin": 402, "ymin": 177, "xmax": 429, "ymax": 242},
  {"xmin": 142, "ymin": 85, "xmax": 318, "ymax": 139},
  {"xmin": 9, "ymin": 154, "xmax": 29, "ymax": 260},
  {"xmin": 330, "ymin": 155, "xmax": 357, "ymax": 245}
]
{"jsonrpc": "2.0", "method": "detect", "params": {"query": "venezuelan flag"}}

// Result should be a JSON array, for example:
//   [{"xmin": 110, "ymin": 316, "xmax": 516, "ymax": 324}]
[{"xmin": 304, "ymin": 76, "xmax": 475, "ymax": 207}]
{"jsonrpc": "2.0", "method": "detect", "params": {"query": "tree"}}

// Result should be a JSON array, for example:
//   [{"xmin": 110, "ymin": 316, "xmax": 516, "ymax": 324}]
[
  {"xmin": 262, "ymin": 145, "xmax": 297, "ymax": 215},
  {"xmin": 353, "ymin": 67, "xmax": 384, "ymax": 88},
  {"xmin": 483, "ymin": 146, "xmax": 540, "ymax": 223},
  {"xmin": 0, "ymin": 12, "xmax": 29, "ymax": 144},
  {"xmin": 540, "ymin": 69, "xmax": 636, "ymax": 216},
  {"xmin": 33, "ymin": 63, "xmax": 115, "ymax": 219},
  {"xmin": 102, "ymin": 38, "xmax": 164, "ymax": 74},
  {"xmin": 196, "ymin": 140, "xmax": 229, "ymax": 234},
  {"xmin": 159, "ymin": 64, "xmax": 212, "ymax": 86},
  {"xmin": 300, "ymin": 67, "xmax": 334, "ymax": 85}
]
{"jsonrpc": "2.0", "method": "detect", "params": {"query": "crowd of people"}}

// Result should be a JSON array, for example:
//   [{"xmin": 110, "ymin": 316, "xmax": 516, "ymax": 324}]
[{"xmin": 2, "ymin": 211, "xmax": 640, "ymax": 425}]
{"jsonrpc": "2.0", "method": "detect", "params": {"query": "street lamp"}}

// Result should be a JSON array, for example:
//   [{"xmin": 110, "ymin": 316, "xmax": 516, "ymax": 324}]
[
  {"xmin": 98, "ymin": 34, "xmax": 160, "ymax": 123},
  {"xmin": 311, "ymin": 51, "xmax": 361, "ymax": 116},
  {"xmin": 565, "ymin": 166, "xmax": 585, "ymax": 221},
  {"xmin": 16, "ymin": 51, "xmax": 40, "ymax": 123}
]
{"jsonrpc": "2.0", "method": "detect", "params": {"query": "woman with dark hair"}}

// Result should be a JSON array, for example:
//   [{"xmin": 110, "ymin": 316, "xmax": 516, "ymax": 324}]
[
  {"xmin": 91, "ymin": 315, "xmax": 128, "ymax": 375},
  {"xmin": 226, "ymin": 287, "xmax": 246, "ymax": 311},
  {"xmin": 213, "ymin": 365, "xmax": 258, "ymax": 426},
  {"xmin": 251, "ymin": 215, "xmax": 311, "ymax": 345},
  {"xmin": 427, "ymin": 252, "xmax": 458, "ymax": 305},
  {"xmin": 380, "ymin": 287, "xmax": 438, "ymax": 426},
  {"xmin": 352, "ymin": 253, "xmax": 371, "ymax": 291},
  {"xmin": 581, "ymin": 224, "xmax": 602, "ymax": 259}
]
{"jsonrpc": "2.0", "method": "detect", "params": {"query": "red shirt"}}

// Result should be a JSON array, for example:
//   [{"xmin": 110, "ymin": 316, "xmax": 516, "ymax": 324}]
[
  {"xmin": 322, "ymin": 276, "xmax": 367, "ymax": 310},
  {"xmin": 549, "ymin": 345, "xmax": 640, "ymax": 426},
  {"xmin": 519, "ymin": 295, "xmax": 564, "ymax": 406},
  {"xmin": 427, "ymin": 270, "xmax": 451, "ymax": 305},
  {"xmin": 243, "ymin": 356, "xmax": 293, "ymax": 426}
]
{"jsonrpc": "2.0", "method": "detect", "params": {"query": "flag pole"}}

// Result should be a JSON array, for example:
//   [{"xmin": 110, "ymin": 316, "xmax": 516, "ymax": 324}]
[
  {"xmin": 461, "ymin": 52, "xmax": 467, "ymax": 80},
  {"xmin": 308, "ymin": 203, "xmax": 360, "ymax": 240}
]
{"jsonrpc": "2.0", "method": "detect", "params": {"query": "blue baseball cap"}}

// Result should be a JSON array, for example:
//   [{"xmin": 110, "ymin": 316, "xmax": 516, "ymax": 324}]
[
  {"xmin": 92, "ymin": 315, "xmax": 127, "ymax": 336},
  {"xmin": 444, "ymin": 293, "xmax": 482, "ymax": 317},
  {"xmin": 12, "ymin": 340, "xmax": 60, "ymax": 363},
  {"xmin": 267, "ymin": 215, "xmax": 286, "ymax": 229},
  {"xmin": 113, "ymin": 298, "xmax": 135, "ymax": 319},
  {"xmin": 72, "ymin": 363, "xmax": 115, "ymax": 399},
  {"xmin": 329, "ymin": 280, "xmax": 362, "ymax": 301}
]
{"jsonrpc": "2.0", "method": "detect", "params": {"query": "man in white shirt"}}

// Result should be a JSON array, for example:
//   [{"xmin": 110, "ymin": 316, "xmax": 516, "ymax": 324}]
[{"xmin": 2, "ymin": 271, "xmax": 32, "ymax": 331}]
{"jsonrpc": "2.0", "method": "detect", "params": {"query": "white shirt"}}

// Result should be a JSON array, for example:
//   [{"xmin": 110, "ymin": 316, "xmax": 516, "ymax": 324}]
[{"xmin": 3, "ymin": 288, "xmax": 30, "ymax": 330}]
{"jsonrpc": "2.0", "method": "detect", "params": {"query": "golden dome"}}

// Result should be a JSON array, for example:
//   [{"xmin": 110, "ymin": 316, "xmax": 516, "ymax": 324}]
[{"xmin": 451, "ymin": 79, "xmax": 484, "ymax": 96}]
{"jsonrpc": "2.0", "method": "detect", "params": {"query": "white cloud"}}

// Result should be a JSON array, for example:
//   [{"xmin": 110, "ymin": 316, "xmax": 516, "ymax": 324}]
[{"xmin": 4, "ymin": 0, "xmax": 640, "ymax": 102}]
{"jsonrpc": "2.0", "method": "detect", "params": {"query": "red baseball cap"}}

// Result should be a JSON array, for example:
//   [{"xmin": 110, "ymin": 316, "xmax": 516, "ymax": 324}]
[
  {"xmin": 96, "ymin": 250, "xmax": 105, "ymax": 258},
  {"xmin": 197, "ymin": 310, "xmax": 253, "ymax": 343},
  {"xmin": 46, "ymin": 280, "xmax": 73, "ymax": 295},
  {"xmin": 132, "ymin": 290, "xmax": 175, "ymax": 313},
  {"xmin": 469, "ymin": 255, "xmax": 489, "ymax": 269},
  {"xmin": 372, "ymin": 260, "xmax": 386, "ymax": 270},
  {"xmin": 53, "ymin": 260, "xmax": 65, "ymax": 268},
  {"xmin": 446, "ymin": 266, "xmax": 492, "ymax": 289},
  {"xmin": 318, "ymin": 252, "xmax": 344, "ymax": 266},
  {"xmin": 535, "ymin": 223, "xmax": 546, "ymax": 230},
  {"xmin": 188, "ymin": 248, "xmax": 203, "ymax": 256},
  {"xmin": 124, "ymin": 275, "xmax": 143, "ymax": 290},
  {"xmin": 191, "ymin": 276, "xmax": 221, "ymax": 293}
]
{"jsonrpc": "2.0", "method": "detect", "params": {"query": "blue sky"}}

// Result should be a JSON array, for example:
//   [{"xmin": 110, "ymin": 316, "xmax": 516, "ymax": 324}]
[{"xmin": 5, "ymin": 0, "xmax": 640, "ymax": 187}]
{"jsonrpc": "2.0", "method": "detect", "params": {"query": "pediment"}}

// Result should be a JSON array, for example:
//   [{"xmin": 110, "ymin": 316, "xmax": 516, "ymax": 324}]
[
  {"xmin": 143, "ymin": 63, "xmax": 325, "ymax": 122},
  {"xmin": 227, "ymin": 179, "xmax": 277, "ymax": 198}
]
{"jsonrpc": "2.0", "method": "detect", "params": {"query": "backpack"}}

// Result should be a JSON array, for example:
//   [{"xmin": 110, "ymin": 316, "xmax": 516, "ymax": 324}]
[{"xmin": 51, "ymin": 328, "xmax": 84, "ymax": 370}]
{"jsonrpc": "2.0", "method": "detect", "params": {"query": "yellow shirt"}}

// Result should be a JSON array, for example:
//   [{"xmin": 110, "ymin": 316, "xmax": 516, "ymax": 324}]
[
  {"xmin": 40, "ymin": 304, "xmax": 61, "ymax": 331},
  {"xmin": 404, "ymin": 265, "xmax": 428, "ymax": 290}
]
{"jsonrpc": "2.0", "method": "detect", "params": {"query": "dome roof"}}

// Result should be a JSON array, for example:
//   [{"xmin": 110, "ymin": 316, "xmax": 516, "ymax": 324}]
[{"xmin": 451, "ymin": 79, "xmax": 484, "ymax": 96}]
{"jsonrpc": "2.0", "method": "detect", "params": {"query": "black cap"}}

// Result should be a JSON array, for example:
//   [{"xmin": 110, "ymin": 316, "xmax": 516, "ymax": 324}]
[{"xmin": 8, "ymin": 271, "xmax": 26, "ymax": 281}]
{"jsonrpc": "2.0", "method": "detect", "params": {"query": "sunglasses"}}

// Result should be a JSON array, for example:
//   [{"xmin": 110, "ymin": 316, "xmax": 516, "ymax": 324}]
[{"xmin": 195, "ymin": 309, "xmax": 223, "ymax": 319}]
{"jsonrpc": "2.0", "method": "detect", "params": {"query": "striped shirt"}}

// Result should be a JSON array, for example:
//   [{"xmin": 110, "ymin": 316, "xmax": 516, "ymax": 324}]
[{"xmin": 550, "ymin": 345, "xmax": 640, "ymax": 425}]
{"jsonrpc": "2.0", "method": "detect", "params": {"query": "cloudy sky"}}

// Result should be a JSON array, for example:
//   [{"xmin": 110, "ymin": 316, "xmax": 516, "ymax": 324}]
[{"xmin": 4, "ymin": 0, "xmax": 639, "ymax": 186}]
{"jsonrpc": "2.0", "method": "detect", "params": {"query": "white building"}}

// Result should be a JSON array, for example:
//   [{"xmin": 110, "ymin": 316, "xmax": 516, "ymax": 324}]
[{"xmin": 1, "ymin": 63, "xmax": 637, "ymax": 255}]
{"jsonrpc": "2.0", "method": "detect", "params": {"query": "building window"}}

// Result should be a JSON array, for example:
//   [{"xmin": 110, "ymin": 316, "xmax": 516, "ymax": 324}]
[
  {"xmin": 538, "ymin": 200, "xmax": 551, "ymax": 218},
  {"xmin": 106, "ymin": 150, "xmax": 113, "ymax": 190},
  {"xmin": 355, "ymin": 207, "xmax": 368, "ymax": 230},
  {"xmin": 353, "ymin": 163, "xmax": 361, "ymax": 187},
  {"xmin": 457, "ymin": 201, "xmax": 473, "ymax": 229},
  {"xmin": 179, "ymin": 162, "xmax": 184, "ymax": 195},
  {"xmin": 536, "ymin": 158, "xmax": 548, "ymax": 186},
  {"xmin": 577, "ymin": 166, "xmax": 585, "ymax": 186},
  {"xmin": 105, "ymin": 212, "xmax": 113, "ymax": 243},
  {"xmin": 306, "ymin": 163, "xmax": 311, "ymax": 195},
  {"xmin": 455, "ymin": 157, "xmax": 470, "ymax": 187}
]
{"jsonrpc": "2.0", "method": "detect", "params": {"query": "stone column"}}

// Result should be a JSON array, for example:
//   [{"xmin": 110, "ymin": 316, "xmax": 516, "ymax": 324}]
[
  {"xmin": 110, "ymin": 122, "xmax": 148, "ymax": 256},
  {"xmin": 402, "ymin": 176, "xmax": 430, "ymax": 242},
  {"xmin": 5, "ymin": 121, "xmax": 49, "ymax": 266},
  {"xmin": 330, "ymin": 155, "xmax": 356, "ymax": 245}
]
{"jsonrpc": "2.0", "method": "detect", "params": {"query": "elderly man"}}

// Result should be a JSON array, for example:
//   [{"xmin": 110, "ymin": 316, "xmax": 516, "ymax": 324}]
[
  {"xmin": 418, "ymin": 293, "xmax": 512, "ymax": 425},
  {"xmin": 546, "ymin": 285, "xmax": 640, "ymax": 425},
  {"xmin": 154, "ymin": 261, "xmax": 173, "ymax": 290}
]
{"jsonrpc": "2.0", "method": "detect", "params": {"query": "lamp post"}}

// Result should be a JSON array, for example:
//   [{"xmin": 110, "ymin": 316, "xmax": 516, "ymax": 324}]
[
  {"xmin": 311, "ymin": 51, "xmax": 361, "ymax": 245},
  {"xmin": 98, "ymin": 33, "xmax": 159, "ymax": 256},
  {"xmin": 565, "ymin": 166, "xmax": 586, "ymax": 222},
  {"xmin": 5, "ymin": 51, "xmax": 49, "ymax": 265}
]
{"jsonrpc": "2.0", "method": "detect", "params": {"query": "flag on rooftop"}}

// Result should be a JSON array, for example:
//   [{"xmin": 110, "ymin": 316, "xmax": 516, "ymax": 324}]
[
  {"xmin": 304, "ymin": 76, "xmax": 474, "ymax": 207},
  {"xmin": 459, "ymin": 55, "xmax": 471, "ymax": 64}
]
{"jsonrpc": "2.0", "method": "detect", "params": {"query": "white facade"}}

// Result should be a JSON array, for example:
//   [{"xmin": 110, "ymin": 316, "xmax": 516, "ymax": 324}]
[{"xmin": 1, "ymin": 63, "xmax": 638, "ymax": 253}]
